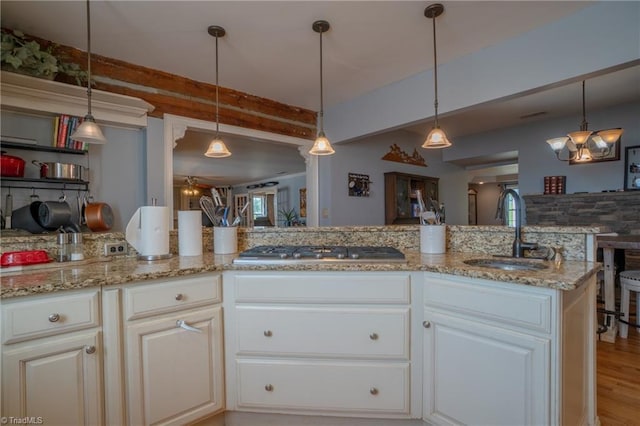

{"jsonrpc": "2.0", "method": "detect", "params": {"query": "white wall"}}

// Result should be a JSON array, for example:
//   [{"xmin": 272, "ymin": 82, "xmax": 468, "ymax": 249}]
[
  {"xmin": 453, "ymin": 101, "xmax": 640, "ymax": 195},
  {"xmin": 470, "ymin": 183, "xmax": 504, "ymax": 226},
  {"xmin": 145, "ymin": 117, "xmax": 166, "ymax": 205},
  {"xmin": 86, "ymin": 126, "xmax": 146, "ymax": 231},
  {"xmin": 324, "ymin": 1, "xmax": 640, "ymax": 144},
  {"xmin": 320, "ymin": 130, "xmax": 468, "ymax": 226}
]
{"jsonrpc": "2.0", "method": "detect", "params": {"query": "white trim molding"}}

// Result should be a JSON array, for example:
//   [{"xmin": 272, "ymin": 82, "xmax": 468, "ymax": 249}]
[
  {"xmin": 163, "ymin": 113, "xmax": 318, "ymax": 228},
  {"xmin": 0, "ymin": 71, "xmax": 154, "ymax": 128}
]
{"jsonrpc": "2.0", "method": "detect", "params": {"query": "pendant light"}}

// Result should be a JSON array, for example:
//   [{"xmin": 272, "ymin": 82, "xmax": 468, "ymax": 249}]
[
  {"xmin": 70, "ymin": 0, "xmax": 107, "ymax": 145},
  {"xmin": 546, "ymin": 80, "xmax": 623, "ymax": 162},
  {"xmin": 422, "ymin": 3, "xmax": 451, "ymax": 149},
  {"xmin": 309, "ymin": 20, "xmax": 335, "ymax": 156},
  {"xmin": 204, "ymin": 25, "xmax": 231, "ymax": 158}
]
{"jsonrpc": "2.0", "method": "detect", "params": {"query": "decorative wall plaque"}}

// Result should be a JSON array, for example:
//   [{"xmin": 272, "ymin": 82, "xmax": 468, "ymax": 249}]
[
  {"xmin": 382, "ymin": 143, "xmax": 427, "ymax": 167},
  {"xmin": 348, "ymin": 173, "xmax": 370, "ymax": 197}
]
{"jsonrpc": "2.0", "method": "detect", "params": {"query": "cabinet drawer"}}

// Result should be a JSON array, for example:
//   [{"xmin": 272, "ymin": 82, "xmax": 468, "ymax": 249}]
[
  {"xmin": 124, "ymin": 274, "xmax": 221, "ymax": 320},
  {"xmin": 233, "ymin": 273, "xmax": 410, "ymax": 304},
  {"xmin": 2, "ymin": 289, "xmax": 100, "ymax": 344},
  {"xmin": 236, "ymin": 306, "xmax": 409, "ymax": 359},
  {"xmin": 236, "ymin": 359, "xmax": 410, "ymax": 415},
  {"xmin": 424, "ymin": 275, "xmax": 553, "ymax": 334}
]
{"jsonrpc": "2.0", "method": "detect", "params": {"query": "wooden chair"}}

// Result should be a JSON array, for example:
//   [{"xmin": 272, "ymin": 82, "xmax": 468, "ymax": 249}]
[{"xmin": 619, "ymin": 270, "xmax": 640, "ymax": 338}]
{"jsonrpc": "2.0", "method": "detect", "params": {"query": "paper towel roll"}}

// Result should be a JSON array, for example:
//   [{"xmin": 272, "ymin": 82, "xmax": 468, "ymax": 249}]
[
  {"xmin": 125, "ymin": 206, "xmax": 169, "ymax": 256},
  {"xmin": 178, "ymin": 210, "xmax": 202, "ymax": 256}
]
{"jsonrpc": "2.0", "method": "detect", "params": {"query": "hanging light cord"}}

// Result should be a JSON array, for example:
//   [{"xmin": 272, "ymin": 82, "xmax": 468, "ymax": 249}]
[
  {"xmin": 431, "ymin": 13, "xmax": 439, "ymax": 128},
  {"xmin": 214, "ymin": 33, "xmax": 220, "ymax": 137},
  {"xmin": 85, "ymin": 0, "xmax": 92, "ymax": 117},
  {"xmin": 318, "ymin": 29, "xmax": 325, "ymax": 134},
  {"xmin": 580, "ymin": 80, "xmax": 588, "ymax": 131}
]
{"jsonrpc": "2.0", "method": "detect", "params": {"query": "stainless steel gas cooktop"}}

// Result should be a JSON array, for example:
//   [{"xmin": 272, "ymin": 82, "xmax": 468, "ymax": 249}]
[{"xmin": 233, "ymin": 245, "xmax": 406, "ymax": 265}]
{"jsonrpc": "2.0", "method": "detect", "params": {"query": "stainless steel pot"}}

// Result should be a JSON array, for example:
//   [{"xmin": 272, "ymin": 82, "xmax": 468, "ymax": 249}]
[{"xmin": 32, "ymin": 160, "xmax": 83, "ymax": 180}]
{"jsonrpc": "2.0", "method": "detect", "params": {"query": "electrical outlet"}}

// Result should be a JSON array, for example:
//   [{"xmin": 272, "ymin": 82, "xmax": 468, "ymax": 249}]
[{"xmin": 104, "ymin": 242, "xmax": 127, "ymax": 256}]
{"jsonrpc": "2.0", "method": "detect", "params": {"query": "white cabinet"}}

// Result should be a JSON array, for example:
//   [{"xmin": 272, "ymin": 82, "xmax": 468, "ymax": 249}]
[
  {"xmin": 1, "ymin": 289, "xmax": 103, "ymax": 425},
  {"xmin": 423, "ymin": 310, "xmax": 550, "ymax": 425},
  {"xmin": 422, "ymin": 272, "xmax": 597, "ymax": 426},
  {"xmin": 224, "ymin": 271, "xmax": 417, "ymax": 418},
  {"xmin": 120, "ymin": 274, "xmax": 224, "ymax": 426}
]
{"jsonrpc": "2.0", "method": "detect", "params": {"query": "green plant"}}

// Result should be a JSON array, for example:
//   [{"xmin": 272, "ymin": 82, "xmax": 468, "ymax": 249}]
[
  {"xmin": 279, "ymin": 207, "xmax": 297, "ymax": 226},
  {"xmin": 1, "ymin": 29, "xmax": 87, "ymax": 85}
]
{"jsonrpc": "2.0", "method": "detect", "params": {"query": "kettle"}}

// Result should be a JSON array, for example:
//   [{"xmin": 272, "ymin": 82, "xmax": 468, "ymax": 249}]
[{"xmin": 125, "ymin": 205, "xmax": 170, "ymax": 259}]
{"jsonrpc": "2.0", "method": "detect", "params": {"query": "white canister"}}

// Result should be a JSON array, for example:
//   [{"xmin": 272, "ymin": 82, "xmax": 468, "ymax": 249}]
[
  {"xmin": 178, "ymin": 210, "xmax": 203, "ymax": 256},
  {"xmin": 213, "ymin": 226, "xmax": 238, "ymax": 254},
  {"xmin": 420, "ymin": 224, "xmax": 446, "ymax": 254}
]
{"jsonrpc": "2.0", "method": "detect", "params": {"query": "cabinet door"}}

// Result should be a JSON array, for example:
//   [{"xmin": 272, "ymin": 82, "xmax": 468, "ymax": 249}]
[
  {"xmin": 125, "ymin": 306, "xmax": 224, "ymax": 426},
  {"xmin": 423, "ymin": 310, "xmax": 550, "ymax": 426},
  {"xmin": 2, "ymin": 330, "xmax": 103, "ymax": 425}
]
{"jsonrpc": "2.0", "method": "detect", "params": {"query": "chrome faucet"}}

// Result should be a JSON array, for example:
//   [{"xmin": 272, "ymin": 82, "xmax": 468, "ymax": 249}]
[{"xmin": 495, "ymin": 188, "xmax": 538, "ymax": 258}]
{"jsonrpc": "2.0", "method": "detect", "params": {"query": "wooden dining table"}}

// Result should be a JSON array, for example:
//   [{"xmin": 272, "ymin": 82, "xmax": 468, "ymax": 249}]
[{"xmin": 597, "ymin": 235, "xmax": 640, "ymax": 343}]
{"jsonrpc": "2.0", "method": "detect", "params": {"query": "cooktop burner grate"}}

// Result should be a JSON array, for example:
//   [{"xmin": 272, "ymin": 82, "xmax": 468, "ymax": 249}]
[{"xmin": 233, "ymin": 245, "xmax": 406, "ymax": 264}]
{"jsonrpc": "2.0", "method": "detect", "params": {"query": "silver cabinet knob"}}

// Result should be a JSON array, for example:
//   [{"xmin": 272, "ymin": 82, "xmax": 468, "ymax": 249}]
[
  {"xmin": 264, "ymin": 384, "xmax": 274, "ymax": 392},
  {"xmin": 175, "ymin": 293, "xmax": 184, "ymax": 301},
  {"xmin": 263, "ymin": 330, "xmax": 273, "ymax": 337},
  {"xmin": 369, "ymin": 333, "xmax": 379, "ymax": 340},
  {"xmin": 423, "ymin": 321, "xmax": 431, "ymax": 328},
  {"xmin": 85, "ymin": 345, "xmax": 96, "ymax": 354},
  {"xmin": 370, "ymin": 387, "xmax": 379, "ymax": 395},
  {"xmin": 48, "ymin": 313, "xmax": 60, "ymax": 323}
]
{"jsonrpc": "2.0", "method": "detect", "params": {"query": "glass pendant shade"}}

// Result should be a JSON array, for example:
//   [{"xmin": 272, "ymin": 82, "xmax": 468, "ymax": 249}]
[
  {"xmin": 567, "ymin": 130, "xmax": 592, "ymax": 146},
  {"xmin": 75, "ymin": 0, "xmax": 106, "ymax": 145},
  {"xmin": 575, "ymin": 147, "xmax": 593, "ymax": 162},
  {"xmin": 546, "ymin": 137, "xmax": 569, "ymax": 152},
  {"xmin": 596, "ymin": 128, "xmax": 623, "ymax": 144},
  {"xmin": 591, "ymin": 135, "xmax": 608, "ymax": 149},
  {"xmin": 309, "ymin": 132, "xmax": 335, "ymax": 155},
  {"xmin": 204, "ymin": 138, "xmax": 231, "ymax": 158},
  {"xmin": 422, "ymin": 127, "xmax": 452, "ymax": 149},
  {"xmin": 70, "ymin": 115, "xmax": 107, "ymax": 144}
]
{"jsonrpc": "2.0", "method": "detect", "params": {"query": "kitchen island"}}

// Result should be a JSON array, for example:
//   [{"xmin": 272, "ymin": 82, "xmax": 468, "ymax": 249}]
[{"xmin": 0, "ymin": 225, "xmax": 602, "ymax": 425}]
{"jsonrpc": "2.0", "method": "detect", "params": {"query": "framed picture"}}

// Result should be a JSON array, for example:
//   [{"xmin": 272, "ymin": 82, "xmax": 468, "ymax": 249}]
[
  {"xmin": 348, "ymin": 173, "xmax": 370, "ymax": 197},
  {"xmin": 624, "ymin": 145, "xmax": 640, "ymax": 190},
  {"xmin": 569, "ymin": 138, "xmax": 621, "ymax": 165}
]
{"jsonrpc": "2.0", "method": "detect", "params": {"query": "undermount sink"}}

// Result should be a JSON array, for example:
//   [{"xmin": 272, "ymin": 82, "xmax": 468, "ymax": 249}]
[{"xmin": 463, "ymin": 258, "xmax": 550, "ymax": 272}]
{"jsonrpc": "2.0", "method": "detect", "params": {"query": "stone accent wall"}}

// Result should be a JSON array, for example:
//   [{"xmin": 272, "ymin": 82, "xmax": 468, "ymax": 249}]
[{"xmin": 524, "ymin": 192, "xmax": 640, "ymax": 235}]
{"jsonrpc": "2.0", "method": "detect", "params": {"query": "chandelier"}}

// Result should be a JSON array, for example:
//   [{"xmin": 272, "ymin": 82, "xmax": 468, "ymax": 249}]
[
  {"xmin": 183, "ymin": 176, "xmax": 200, "ymax": 196},
  {"xmin": 546, "ymin": 80, "xmax": 623, "ymax": 163}
]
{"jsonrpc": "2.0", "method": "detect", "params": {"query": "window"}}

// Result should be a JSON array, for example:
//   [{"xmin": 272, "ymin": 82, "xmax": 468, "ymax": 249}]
[{"xmin": 252, "ymin": 195, "xmax": 266, "ymax": 218}]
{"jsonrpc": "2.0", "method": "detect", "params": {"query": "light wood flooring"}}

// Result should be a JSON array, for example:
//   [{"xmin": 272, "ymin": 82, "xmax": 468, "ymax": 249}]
[{"xmin": 597, "ymin": 307, "xmax": 640, "ymax": 425}]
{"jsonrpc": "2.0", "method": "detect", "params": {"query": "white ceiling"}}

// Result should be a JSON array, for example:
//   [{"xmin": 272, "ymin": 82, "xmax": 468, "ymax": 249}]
[{"xmin": 2, "ymin": 1, "xmax": 638, "ymax": 185}]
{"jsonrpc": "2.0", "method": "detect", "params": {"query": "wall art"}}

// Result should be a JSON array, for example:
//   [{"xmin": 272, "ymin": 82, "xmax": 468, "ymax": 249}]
[
  {"xmin": 382, "ymin": 143, "xmax": 427, "ymax": 167},
  {"xmin": 348, "ymin": 173, "xmax": 370, "ymax": 197}
]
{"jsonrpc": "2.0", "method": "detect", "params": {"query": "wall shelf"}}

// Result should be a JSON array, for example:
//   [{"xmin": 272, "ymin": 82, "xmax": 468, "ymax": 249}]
[
  {"xmin": 1, "ymin": 177, "xmax": 89, "ymax": 191},
  {"xmin": 1, "ymin": 71, "xmax": 154, "ymax": 128},
  {"xmin": 1, "ymin": 141, "xmax": 86, "ymax": 156}
]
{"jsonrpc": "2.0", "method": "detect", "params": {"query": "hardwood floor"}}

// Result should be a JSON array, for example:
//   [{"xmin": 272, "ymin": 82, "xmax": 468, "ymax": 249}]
[{"xmin": 597, "ymin": 298, "xmax": 640, "ymax": 425}]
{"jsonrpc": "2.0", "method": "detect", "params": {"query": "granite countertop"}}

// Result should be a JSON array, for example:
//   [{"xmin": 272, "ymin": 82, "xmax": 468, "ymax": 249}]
[{"xmin": 0, "ymin": 251, "xmax": 601, "ymax": 299}]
